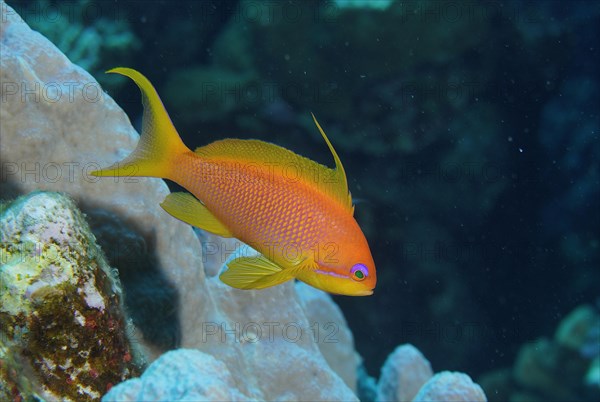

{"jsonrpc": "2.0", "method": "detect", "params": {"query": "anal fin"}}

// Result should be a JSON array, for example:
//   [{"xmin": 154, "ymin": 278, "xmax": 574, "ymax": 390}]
[
  {"xmin": 220, "ymin": 254, "xmax": 293, "ymax": 290},
  {"xmin": 160, "ymin": 192, "xmax": 233, "ymax": 237}
]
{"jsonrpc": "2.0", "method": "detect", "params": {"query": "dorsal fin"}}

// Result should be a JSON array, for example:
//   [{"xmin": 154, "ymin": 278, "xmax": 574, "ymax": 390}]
[
  {"xmin": 310, "ymin": 113, "xmax": 352, "ymax": 212},
  {"xmin": 194, "ymin": 115, "xmax": 353, "ymax": 212}
]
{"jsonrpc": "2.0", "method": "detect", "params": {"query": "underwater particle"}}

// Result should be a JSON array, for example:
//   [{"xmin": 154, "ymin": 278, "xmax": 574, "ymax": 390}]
[
  {"xmin": 412, "ymin": 371, "xmax": 487, "ymax": 402},
  {"xmin": 376, "ymin": 344, "xmax": 434, "ymax": 402},
  {"xmin": 0, "ymin": 192, "xmax": 142, "ymax": 401}
]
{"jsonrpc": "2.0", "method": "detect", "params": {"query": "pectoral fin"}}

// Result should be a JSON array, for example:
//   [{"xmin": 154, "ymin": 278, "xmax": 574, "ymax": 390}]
[
  {"xmin": 220, "ymin": 254, "xmax": 293, "ymax": 290},
  {"xmin": 160, "ymin": 192, "xmax": 233, "ymax": 237}
]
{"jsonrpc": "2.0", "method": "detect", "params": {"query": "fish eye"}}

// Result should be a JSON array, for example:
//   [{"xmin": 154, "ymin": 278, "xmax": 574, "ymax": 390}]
[{"xmin": 350, "ymin": 263, "xmax": 368, "ymax": 281}]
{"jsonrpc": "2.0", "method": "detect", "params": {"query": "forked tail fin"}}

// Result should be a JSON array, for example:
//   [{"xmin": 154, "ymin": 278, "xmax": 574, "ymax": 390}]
[{"xmin": 91, "ymin": 67, "xmax": 189, "ymax": 180}]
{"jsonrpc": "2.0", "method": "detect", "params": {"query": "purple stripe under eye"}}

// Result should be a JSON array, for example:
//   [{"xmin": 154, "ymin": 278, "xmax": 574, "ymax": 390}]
[
  {"xmin": 351, "ymin": 263, "xmax": 368, "ymax": 277},
  {"xmin": 315, "ymin": 269, "xmax": 348, "ymax": 279}
]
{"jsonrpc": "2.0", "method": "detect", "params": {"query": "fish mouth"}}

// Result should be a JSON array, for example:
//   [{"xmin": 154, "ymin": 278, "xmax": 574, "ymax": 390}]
[
  {"xmin": 353, "ymin": 289, "xmax": 374, "ymax": 296},
  {"xmin": 331, "ymin": 288, "xmax": 373, "ymax": 296}
]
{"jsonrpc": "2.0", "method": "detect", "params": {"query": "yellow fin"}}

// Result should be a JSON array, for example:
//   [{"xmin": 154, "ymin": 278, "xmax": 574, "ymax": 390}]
[
  {"xmin": 220, "ymin": 255, "xmax": 293, "ymax": 290},
  {"xmin": 310, "ymin": 113, "xmax": 352, "ymax": 211},
  {"xmin": 91, "ymin": 67, "xmax": 188, "ymax": 179},
  {"xmin": 194, "ymin": 114, "xmax": 353, "ymax": 212},
  {"xmin": 160, "ymin": 192, "xmax": 233, "ymax": 237}
]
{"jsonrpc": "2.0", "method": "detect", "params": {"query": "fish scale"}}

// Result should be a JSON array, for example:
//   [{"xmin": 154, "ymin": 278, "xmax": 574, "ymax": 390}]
[{"xmin": 176, "ymin": 154, "xmax": 344, "ymax": 266}]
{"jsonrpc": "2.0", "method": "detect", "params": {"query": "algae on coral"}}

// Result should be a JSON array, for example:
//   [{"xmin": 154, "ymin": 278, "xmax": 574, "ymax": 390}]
[{"xmin": 0, "ymin": 192, "xmax": 142, "ymax": 401}]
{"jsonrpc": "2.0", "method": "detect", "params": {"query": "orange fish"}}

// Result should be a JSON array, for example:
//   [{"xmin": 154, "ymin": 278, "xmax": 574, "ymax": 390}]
[{"xmin": 92, "ymin": 68, "xmax": 376, "ymax": 296}]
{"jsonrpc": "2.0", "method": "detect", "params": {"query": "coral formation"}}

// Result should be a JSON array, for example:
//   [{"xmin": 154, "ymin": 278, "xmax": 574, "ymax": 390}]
[
  {"xmin": 84, "ymin": 208, "xmax": 181, "ymax": 352},
  {"xmin": 296, "ymin": 281, "xmax": 360, "ymax": 390},
  {"xmin": 102, "ymin": 349, "xmax": 252, "ymax": 401},
  {"xmin": 0, "ymin": 192, "xmax": 140, "ymax": 401},
  {"xmin": 376, "ymin": 344, "xmax": 486, "ymax": 402},
  {"xmin": 1, "ymin": 0, "xmax": 199, "ymax": 361},
  {"xmin": 413, "ymin": 372, "xmax": 486, "ymax": 402},
  {"xmin": 479, "ymin": 304, "xmax": 600, "ymax": 402},
  {"xmin": 12, "ymin": 0, "xmax": 139, "ymax": 89},
  {"xmin": 377, "ymin": 344, "xmax": 434, "ymax": 402}
]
